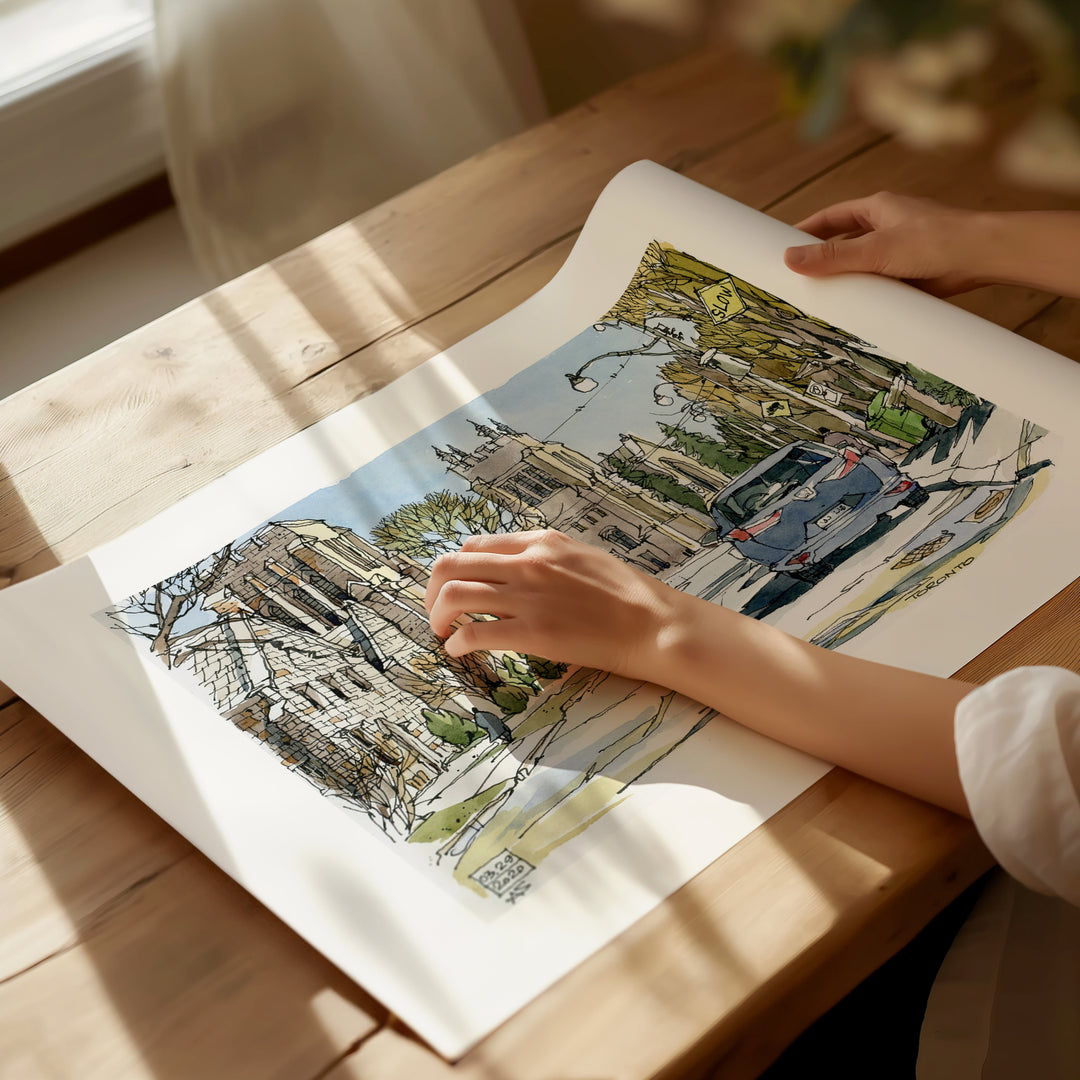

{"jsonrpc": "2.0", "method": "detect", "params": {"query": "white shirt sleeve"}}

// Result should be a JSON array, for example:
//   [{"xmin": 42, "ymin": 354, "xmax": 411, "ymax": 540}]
[{"xmin": 955, "ymin": 666, "xmax": 1080, "ymax": 906}]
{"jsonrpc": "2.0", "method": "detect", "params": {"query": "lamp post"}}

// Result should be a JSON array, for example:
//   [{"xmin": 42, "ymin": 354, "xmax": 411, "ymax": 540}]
[
  {"xmin": 565, "ymin": 319, "xmax": 707, "ymax": 393},
  {"xmin": 651, "ymin": 381, "xmax": 712, "ymax": 428}
]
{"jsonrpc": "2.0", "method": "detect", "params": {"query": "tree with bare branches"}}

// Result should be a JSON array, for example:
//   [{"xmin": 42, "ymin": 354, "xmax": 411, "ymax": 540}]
[{"xmin": 107, "ymin": 544, "xmax": 235, "ymax": 667}]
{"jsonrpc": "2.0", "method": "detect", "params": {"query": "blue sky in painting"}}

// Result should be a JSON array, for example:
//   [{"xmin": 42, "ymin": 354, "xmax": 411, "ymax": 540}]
[{"xmin": 262, "ymin": 321, "xmax": 712, "ymax": 543}]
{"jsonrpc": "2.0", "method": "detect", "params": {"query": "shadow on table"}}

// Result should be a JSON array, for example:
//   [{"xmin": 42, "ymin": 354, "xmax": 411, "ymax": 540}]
[
  {"xmin": 0, "ymin": 486, "xmax": 386, "ymax": 1079},
  {"xmin": 696, "ymin": 769, "xmax": 990, "ymax": 1078}
]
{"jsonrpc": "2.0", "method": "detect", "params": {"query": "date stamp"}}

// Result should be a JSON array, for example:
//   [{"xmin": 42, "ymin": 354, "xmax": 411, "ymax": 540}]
[{"xmin": 471, "ymin": 850, "xmax": 535, "ymax": 904}]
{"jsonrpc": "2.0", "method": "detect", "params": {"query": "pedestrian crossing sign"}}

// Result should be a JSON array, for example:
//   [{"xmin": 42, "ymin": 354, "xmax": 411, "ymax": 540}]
[{"xmin": 760, "ymin": 399, "xmax": 792, "ymax": 418}]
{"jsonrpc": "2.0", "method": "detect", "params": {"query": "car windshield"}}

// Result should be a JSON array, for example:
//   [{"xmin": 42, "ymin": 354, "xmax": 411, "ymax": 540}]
[{"xmin": 714, "ymin": 446, "xmax": 831, "ymax": 527}]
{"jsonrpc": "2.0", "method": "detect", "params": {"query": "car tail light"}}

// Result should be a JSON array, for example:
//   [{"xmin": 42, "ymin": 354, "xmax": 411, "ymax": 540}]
[
  {"xmin": 886, "ymin": 479, "xmax": 914, "ymax": 495},
  {"xmin": 786, "ymin": 552, "xmax": 811, "ymax": 567},
  {"xmin": 726, "ymin": 509, "xmax": 781, "ymax": 542},
  {"xmin": 837, "ymin": 447, "xmax": 861, "ymax": 478}
]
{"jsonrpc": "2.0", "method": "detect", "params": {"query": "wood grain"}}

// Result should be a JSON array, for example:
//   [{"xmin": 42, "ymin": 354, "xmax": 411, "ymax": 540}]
[
  {"xmin": 0, "ymin": 701, "xmax": 386, "ymax": 1079},
  {"xmin": 2, "ymin": 36, "xmax": 1079, "ymax": 1080}
]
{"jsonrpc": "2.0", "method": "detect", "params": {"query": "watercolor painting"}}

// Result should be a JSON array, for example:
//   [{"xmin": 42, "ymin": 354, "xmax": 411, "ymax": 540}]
[{"xmin": 103, "ymin": 241, "xmax": 1052, "ymax": 907}]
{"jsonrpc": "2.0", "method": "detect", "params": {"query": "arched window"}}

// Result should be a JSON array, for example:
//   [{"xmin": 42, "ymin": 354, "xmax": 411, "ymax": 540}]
[{"xmin": 600, "ymin": 525, "xmax": 638, "ymax": 552}]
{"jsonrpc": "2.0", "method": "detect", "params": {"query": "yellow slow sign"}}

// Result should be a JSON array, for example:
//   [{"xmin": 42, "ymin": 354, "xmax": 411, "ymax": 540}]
[{"xmin": 697, "ymin": 276, "xmax": 747, "ymax": 322}]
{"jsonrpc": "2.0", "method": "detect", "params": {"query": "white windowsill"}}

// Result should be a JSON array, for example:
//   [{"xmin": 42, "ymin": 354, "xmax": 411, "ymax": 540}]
[{"xmin": 0, "ymin": 0, "xmax": 163, "ymax": 250}]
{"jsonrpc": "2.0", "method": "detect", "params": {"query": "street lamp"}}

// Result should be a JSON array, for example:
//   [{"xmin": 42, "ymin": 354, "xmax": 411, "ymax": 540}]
[
  {"xmin": 652, "ymin": 381, "xmax": 712, "ymax": 422},
  {"xmin": 565, "ymin": 319, "xmax": 694, "ymax": 393},
  {"xmin": 566, "ymin": 373, "xmax": 599, "ymax": 392}
]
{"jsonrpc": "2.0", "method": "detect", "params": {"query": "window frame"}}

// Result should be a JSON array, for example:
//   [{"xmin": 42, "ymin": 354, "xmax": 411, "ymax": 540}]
[{"xmin": 0, "ymin": 2, "xmax": 163, "ymax": 251}]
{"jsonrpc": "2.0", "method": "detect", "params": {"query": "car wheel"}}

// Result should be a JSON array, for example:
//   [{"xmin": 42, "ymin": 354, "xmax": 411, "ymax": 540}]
[
  {"xmin": 800, "ymin": 560, "xmax": 833, "ymax": 585},
  {"xmin": 899, "ymin": 487, "xmax": 930, "ymax": 509}
]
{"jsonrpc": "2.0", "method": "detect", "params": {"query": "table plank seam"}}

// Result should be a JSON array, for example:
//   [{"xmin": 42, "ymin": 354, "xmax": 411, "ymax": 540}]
[
  {"xmin": 761, "ymin": 133, "xmax": 891, "ymax": 214},
  {"xmin": 0, "ymin": 737, "xmax": 37, "ymax": 785},
  {"xmin": 0, "ymin": 848, "xmax": 195, "ymax": 989},
  {"xmin": 0, "ymin": 939, "xmax": 78, "ymax": 989},
  {"xmin": 78, "ymin": 853, "xmax": 194, "ymax": 935},
  {"xmin": 294, "ymin": 118, "xmax": 795, "ymax": 376},
  {"xmin": 1013, "ymin": 294, "xmax": 1061, "ymax": 335},
  {"xmin": 299, "ymin": 124, "xmax": 895, "ymax": 406},
  {"xmin": 0, "ymin": 699, "xmax": 21, "ymax": 736},
  {"xmin": 290, "ymin": 226, "xmax": 584, "ymax": 395},
  {"xmin": 288, "ymin": 135, "xmax": 1061, "ymax": 437},
  {"xmin": 308, "ymin": 1017, "xmax": 397, "ymax": 1080},
  {"xmin": 292, "ymin": 113, "xmax": 868, "ymax": 404},
  {"xmin": 4, "ymin": 454, "xmax": 203, "ymax": 582},
  {"xmin": 663, "ymin": 113, "xmax": 781, "ymax": 177},
  {"xmin": 0, "ymin": 434, "xmax": 74, "ymax": 486}
]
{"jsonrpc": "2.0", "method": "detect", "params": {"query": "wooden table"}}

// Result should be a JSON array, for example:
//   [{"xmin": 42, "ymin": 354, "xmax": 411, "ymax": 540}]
[{"xmin": 3, "ymin": 41, "xmax": 1079, "ymax": 1080}]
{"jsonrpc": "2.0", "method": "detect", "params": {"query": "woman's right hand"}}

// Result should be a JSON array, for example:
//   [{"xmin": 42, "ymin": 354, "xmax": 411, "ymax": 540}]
[
  {"xmin": 783, "ymin": 191, "xmax": 989, "ymax": 296},
  {"xmin": 425, "ymin": 529, "xmax": 685, "ymax": 680}
]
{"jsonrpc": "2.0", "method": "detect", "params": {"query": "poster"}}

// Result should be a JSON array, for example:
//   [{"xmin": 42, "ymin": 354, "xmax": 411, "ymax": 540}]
[{"xmin": 3, "ymin": 162, "xmax": 1079, "ymax": 1057}]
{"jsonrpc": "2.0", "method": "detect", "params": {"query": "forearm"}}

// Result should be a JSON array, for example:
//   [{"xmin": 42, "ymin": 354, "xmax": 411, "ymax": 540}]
[
  {"xmin": 963, "ymin": 211, "xmax": 1080, "ymax": 298},
  {"xmin": 429, "ymin": 531, "xmax": 973, "ymax": 816},
  {"xmin": 642, "ymin": 593, "xmax": 974, "ymax": 816}
]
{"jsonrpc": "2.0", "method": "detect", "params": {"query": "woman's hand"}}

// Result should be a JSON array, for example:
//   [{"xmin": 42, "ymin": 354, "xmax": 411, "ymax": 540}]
[
  {"xmin": 426, "ymin": 528, "xmax": 973, "ymax": 815},
  {"xmin": 783, "ymin": 191, "xmax": 988, "ymax": 296},
  {"xmin": 424, "ymin": 529, "xmax": 685, "ymax": 681},
  {"xmin": 785, "ymin": 191, "xmax": 1080, "ymax": 300}
]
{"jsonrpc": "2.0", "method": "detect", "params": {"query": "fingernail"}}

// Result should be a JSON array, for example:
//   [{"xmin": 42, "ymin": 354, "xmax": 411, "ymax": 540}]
[{"xmin": 785, "ymin": 246, "xmax": 807, "ymax": 267}]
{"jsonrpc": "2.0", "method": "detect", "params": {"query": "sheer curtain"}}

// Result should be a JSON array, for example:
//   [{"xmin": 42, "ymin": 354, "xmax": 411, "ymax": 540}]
[{"xmin": 154, "ymin": 0, "xmax": 547, "ymax": 280}]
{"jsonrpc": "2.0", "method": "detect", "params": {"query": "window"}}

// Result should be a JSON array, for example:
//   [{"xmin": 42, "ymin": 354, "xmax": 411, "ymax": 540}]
[
  {"xmin": 600, "ymin": 525, "xmax": 638, "ymax": 552},
  {"xmin": 0, "ymin": 0, "xmax": 152, "ymax": 98},
  {"xmin": 0, "ymin": 0, "xmax": 161, "ymax": 249},
  {"xmin": 714, "ymin": 447, "xmax": 830, "ymax": 528},
  {"xmin": 640, "ymin": 553, "xmax": 671, "ymax": 571},
  {"xmin": 504, "ymin": 465, "xmax": 562, "ymax": 503},
  {"xmin": 346, "ymin": 726, "xmax": 400, "ymax": 766},
  {"xmin": 298, "ymin": 683, "xmax": 331, "ymax": 710},
  {"xmin": 320, "ymin": 676, "xmax": 350, "ymax": 702},
  {"xmin": 340, "ymin": 668, "xmax": 374, "ymax": 693},
  {"xmin": 289, "ymin": 588, "xmax": 343, "ymax": 628},
  {"xmin": 288, "ymin": 554, "xmax": 350, "ymax": 603}
]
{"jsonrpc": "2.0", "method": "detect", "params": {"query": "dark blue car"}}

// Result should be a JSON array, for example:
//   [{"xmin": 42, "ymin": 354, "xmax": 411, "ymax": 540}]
[{"xmin": 709, "ymin": 440, "xmax": 926, "ymax": 578}]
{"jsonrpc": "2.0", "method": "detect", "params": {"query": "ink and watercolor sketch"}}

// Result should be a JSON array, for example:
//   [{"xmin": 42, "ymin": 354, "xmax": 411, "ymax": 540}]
[{"xmin": 104, "ymin": 241, "xmax": 1052, "ymax": 906}]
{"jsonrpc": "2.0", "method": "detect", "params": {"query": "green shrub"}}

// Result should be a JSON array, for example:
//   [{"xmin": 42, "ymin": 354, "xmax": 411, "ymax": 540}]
[
  {"xmin": 423, "ymin": 708, "xmax": 482, "ymax": 747},
  {"xmin": 524, "ymin": 655, "xmax": 569, "ymax": 681},
  {"xmin": 490, "ymin": 684, "xmax": 531, "ymax": 715}
]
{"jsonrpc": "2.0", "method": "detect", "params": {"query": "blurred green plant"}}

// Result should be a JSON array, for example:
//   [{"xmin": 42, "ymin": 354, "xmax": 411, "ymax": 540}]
[{"xmin": 734, "ymin": 0, "xmax": 1080, "ymax": 190}]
